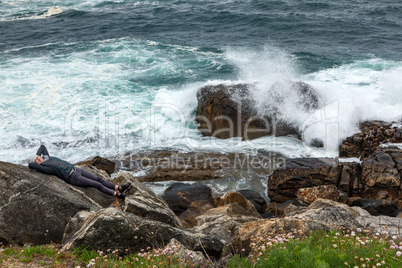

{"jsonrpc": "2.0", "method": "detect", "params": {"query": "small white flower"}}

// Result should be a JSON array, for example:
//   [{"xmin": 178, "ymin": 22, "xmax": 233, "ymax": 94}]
[
  {"xmin": 357, "ymin": 228, "xmax": 362, "ymax": 232},
  {"xmin": 333, "ymin": 244, "xmax": 337, "ymax": 248},
  {"xmin": 396, "ymin": 251, "xmax": 401, "ymax": 257}
]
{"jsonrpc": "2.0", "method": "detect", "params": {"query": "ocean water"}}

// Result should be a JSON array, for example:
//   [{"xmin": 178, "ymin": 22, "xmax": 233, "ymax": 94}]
[{"xmin": 1, "ymin": 0, "xmax": 402, "ymax": 168}]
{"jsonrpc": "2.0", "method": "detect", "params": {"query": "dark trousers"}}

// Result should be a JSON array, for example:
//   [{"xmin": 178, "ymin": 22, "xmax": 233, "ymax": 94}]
[{"xmin": 69, "ymin": 168, "xmax": 116, "ymax": 196}]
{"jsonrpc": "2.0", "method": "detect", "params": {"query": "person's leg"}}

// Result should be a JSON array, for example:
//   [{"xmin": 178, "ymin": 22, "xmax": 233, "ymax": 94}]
[
  {"xmin": 69, "ymin": 169, "xmax": 114, "ymax": 196},
  {"xmin": 77, "ymin": 168, "xmax": 117, "ymax": 191}
]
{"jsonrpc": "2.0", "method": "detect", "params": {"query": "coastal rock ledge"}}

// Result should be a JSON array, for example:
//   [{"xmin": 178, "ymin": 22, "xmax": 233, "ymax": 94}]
[{"xmin": 268, "ymin": 147, "xmax": 402, "ymax": 209}]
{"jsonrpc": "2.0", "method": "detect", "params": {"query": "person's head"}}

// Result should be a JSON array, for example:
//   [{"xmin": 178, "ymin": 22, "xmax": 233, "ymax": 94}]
[{"xmin": 27, "ymin": 155, "xmax": 44, "ymax": 165}]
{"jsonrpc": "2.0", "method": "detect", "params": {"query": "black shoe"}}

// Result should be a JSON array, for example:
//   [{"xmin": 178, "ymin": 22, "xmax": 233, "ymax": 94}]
[
  {"xmin": 119, "ymin": 183, "xmax": 132, "ymax": 193},
  {"xmin": 115, "ymin": 192, "xmax": 127, "ymax": 201}
]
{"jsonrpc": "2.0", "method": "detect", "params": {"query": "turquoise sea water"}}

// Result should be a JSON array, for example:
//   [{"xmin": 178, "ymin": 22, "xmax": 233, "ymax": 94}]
[{"xmin": 1, "ymin": 0, "xmax": 402, "ymax": 166}]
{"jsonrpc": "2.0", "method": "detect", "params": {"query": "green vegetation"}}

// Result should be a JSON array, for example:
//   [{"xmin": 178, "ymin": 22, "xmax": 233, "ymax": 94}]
[
  {"xmin": 1, "ymin": 228, "xmax": 402, "ymax": 267},
  {"xmin": 228, "ymin": 228, "xmax": 402, "ymax": 268}
]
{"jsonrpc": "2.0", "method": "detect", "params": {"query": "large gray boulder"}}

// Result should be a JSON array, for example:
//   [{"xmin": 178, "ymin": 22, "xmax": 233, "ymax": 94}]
[
  {"xmin": 112, "ymin": 172, "xmax": 183, "ymax": 228},
  {"xmin": 194, "ymin": 203, "xmax": 260, "ymax": 240},
  {"xmin": 0, "ymin": 161, "xmax": 114, "ymax": 245},
  {"xmin": 61, "ymin": 207, "xmax": 227, "ymax": 259}
]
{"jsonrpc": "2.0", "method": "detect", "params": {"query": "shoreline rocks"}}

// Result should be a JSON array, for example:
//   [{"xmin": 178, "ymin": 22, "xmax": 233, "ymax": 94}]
[
  {"xmin": 0, "ymin": 161, "xmax": 114, "ymax": 245},
  {"xmin": 268, "ymin": 158, "xmax": 340, "ymax": 203},
  {"xmin": 339, "ymin": 120, "xmax": 402, "ymax": 159}
]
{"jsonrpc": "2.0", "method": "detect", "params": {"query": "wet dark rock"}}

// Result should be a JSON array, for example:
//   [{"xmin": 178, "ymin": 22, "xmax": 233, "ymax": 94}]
[
  {"xmin": 160, "ymin": 183, "xmax": 215, "ymax": 216},
  {"xmin": 351, "ymin": 198, "xmax": 398, "ymax": 217},
  {"xmin": 238, "ymin": 189, "xmax": 267, "ymax": 214},
  {"xmin": 195, "ymin": 82, "xmax": 320, "ymax": 140},
  {"xmin": 260, "ymin": 212, "xmax": 277, "ymax": 219}
]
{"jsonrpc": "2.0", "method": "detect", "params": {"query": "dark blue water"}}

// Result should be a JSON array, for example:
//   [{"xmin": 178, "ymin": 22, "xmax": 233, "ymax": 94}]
[{"xmin": 1, "ymin": 1, "xmax": 402, "ymax": 73}]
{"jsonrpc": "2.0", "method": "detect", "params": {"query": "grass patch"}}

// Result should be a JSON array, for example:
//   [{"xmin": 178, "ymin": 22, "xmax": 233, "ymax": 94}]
[
  {"xmin": 1, "ymin": 228, "xmax": 402, "ymax": 267},
  {"xmin": 227, "ymin": 228, "xmax": 402, "ymax": 268}
]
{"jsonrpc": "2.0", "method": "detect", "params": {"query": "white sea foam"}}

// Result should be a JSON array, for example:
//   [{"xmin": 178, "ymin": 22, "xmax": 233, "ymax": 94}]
[
  {"xmin": 0, "ymin": 6, "xmax": 65, "ymax": 21},
  {"xmin": 1, "ymin": 39, "xmax": 401, "ymax": 165},
  {"xmin": 223, "ymin": 46, "xmax": 402, "ymax": 156}
]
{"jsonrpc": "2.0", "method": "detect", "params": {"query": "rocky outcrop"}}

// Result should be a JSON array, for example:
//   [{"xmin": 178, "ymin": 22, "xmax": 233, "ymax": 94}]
[
  {"xmin": 0, "ymin": 161, "xmax": 114, "ymax": 245},
  {"xmin": 115, "ymin": 150, "xmax": 281, "ymax": 183},
  {"xmin": 195, "ymin": 82, "xmax": 320, "ymax": 140},
  {"xmin": 214, "ymin": 191, "xmax": 260, "ymax": 218},
  {"xmin": 77, "ymin": 156, "xmax": 115, "ymax": 175},
  {"xmin": 195, "ymin": 84, "xmax": 270, "ymax": 140},
  {"xmin": 339, "ymin": 120, "xmax": 402, "ymax": 158},
  {"xmin": 160, "ymin": 183, "xmax": 215, "ymax": 215},
  {"xmin": 360, "ymin": 147, "xmax": 402, "ymax": 207},
  {"xmin": 62, "ymin": 208, "xmax": 227, "ymax": 259},
  {"xmin": 297, "ymin": 185, "xmax": 339, "ymax": 204},
  {"xmin": 233, "ymin": 199, "xmax": 402, "ymax": 254},
  {"xmin": 268, "ymin": 158, "xmax": 340, "ymax": 203},
  {"xmin": 194, "ymin": 203, "xmax": 260, "ymax": 240},
  {"xmin": 112, "ymin": 172, "xmax": 183, "ymax": 228}
]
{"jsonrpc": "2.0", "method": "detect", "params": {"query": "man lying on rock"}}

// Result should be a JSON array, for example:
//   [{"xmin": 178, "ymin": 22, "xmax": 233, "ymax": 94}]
[{"xmin": 27, "ymin": 145, "xmax": 131, "ymax": 200}]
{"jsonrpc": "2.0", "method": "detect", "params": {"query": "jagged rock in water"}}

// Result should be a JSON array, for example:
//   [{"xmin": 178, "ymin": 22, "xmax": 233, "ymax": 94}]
[{"xmin": 195, "ymin": 81, "xmax": 320, "ymax": 140}]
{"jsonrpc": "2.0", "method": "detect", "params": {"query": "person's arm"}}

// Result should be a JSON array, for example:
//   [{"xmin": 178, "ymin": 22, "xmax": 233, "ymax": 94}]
[
  {"xmin": 36, "ymin": 145, "xmax": 49, "ymax": 157},
  {"xmin": 28, "ymin": 162, "xmax": 56, "ymax": 176}
]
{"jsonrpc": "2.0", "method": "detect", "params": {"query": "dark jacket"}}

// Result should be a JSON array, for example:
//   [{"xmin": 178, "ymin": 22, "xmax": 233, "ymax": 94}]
[{"xmin": 28, "ymin": 145, "xmax": 75, "ymax": 182}]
